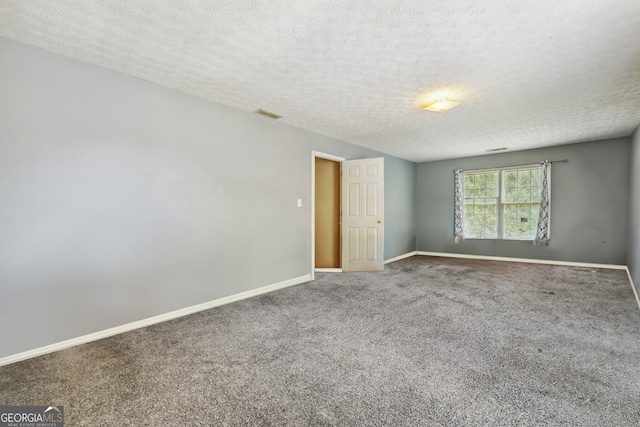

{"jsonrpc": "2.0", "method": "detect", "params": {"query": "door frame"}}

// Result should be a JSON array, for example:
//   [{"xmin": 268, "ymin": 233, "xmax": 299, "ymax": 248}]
[{"xmin": 311, "ymin": 151, "xmax": 345, "ymax": 280}]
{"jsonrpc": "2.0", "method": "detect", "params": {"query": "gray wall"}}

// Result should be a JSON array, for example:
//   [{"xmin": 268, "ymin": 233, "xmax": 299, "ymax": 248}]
[
  {"xmin": 417, "ymin": 139, "xmax": 631, "ymax": 264},
  {"xmin": 0, "ymin": 38, "xmax": 416, "ymax": 359},
  {"xmin": 628, "ymin": 126, "xmax": 640, "ymax": 294}
]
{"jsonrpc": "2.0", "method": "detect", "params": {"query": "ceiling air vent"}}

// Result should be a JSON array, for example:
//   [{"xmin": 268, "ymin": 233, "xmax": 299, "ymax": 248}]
[
  {"xmin": 253, "ymin": 109, "xmax": 282, "ymax": 120},
  {"xmin": 486, "ymin": 147, "xmax": 508, "ymax": 152}
]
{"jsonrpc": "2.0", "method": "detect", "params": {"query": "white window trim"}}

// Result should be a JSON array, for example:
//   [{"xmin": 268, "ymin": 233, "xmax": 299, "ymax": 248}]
[{"xmin": 463, "ymin": 163, "xmax": 550, "ymax": 241}]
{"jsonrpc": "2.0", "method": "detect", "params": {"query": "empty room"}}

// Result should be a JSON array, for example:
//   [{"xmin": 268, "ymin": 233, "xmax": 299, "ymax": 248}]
[{"xmin": 1, "ymin": 1, "xmax": 640, "ymax": 425}]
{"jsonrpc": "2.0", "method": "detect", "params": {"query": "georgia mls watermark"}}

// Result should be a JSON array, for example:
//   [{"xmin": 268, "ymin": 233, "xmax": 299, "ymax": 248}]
[{"xmin": 0, "ymin": 406, "xmax": 64, "ymax": 427}]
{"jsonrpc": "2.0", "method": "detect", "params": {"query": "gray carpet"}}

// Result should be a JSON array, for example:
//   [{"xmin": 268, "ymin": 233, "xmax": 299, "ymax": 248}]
[{"xmin": 1, "ymin": 256, "xmax": 639, "ymax": 426}]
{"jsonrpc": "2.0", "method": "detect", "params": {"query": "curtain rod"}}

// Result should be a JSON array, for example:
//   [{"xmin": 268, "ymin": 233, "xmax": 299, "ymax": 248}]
[{"xmin": 453, "ymin": 159, "xmax": 568, "ymax": 172}]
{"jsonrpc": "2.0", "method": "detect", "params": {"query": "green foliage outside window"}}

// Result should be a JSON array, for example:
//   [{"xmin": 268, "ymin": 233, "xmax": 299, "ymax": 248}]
[
  {"xmin": 464, "ymin": 166, "xmax": 543, "ymax": 240},
  {"xmin": 464, "ymin": 171, "xmax": 498, "ymax": 238}
]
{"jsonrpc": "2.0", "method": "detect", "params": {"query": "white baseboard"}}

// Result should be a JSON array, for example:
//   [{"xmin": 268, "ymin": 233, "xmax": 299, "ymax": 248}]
[
  {"xmin": 0, "ymin": 274, "xmax": 312, "ymax": 368},
  {"xmin": 3, "ymin": 252, "xmax": 637, "ymax": 367},
  {"xmin": 418, "ymin": 251, "xmax": 638, "ymax": 313},
  {"xmin": 384, "ymin": 251, "xmax": 418, "ymax": 264},
  {"xmin": 314, "ymin": 252, "xmax": 417, "ymax": 272},
  {"xmin": 416, "ymin": 251, "xmax": 628, "ymax": 270},
  {"xmin": 625, "ymin": 267, "xmax": 640, "ymax": 311}
]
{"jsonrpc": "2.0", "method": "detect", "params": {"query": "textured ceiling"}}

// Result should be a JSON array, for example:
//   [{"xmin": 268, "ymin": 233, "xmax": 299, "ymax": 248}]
[{"xmin": 1, "ymin": 0, "xmax": 640, "ymax": 162}]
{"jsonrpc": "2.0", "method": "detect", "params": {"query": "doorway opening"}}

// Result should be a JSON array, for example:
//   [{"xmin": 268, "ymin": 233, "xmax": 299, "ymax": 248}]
[
  {"xmin": 312, "ymin": 151, "xmax": 345, "ymax": 275},
  {"xmin": 315, "ymin": 157, "xmax": 341, "ymax": 270},
  {"xmin": 311, "ymin": 151, "xmax": 385, "ymax": 278}
]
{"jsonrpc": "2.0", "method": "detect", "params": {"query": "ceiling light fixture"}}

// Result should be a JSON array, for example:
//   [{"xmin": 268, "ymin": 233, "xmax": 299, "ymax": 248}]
[{"xmin": 422, "ymin": 97, "xmax": 460, "ymax": 112}]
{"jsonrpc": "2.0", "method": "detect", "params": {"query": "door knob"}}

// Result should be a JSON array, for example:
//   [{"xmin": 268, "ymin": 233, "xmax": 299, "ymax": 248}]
[{"xmin": 377, "ymin": 220, "xmax": 382, "ymax": 224}]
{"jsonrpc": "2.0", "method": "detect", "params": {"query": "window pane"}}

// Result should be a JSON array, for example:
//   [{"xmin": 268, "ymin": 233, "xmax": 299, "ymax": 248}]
[
  {"xmin": 486, "ymin": 173, "xmax": 497, "ymax": 189},
  {"xmin": 517, "ymin": 204, "xmax": 529, "ymax": 219},
  {"xmin": 465, "ymin": 206, "xmax": 480, "ymax": 238},
  {"xmin": 517, "ymin": 187, "xmax": 532, "ymax": 203},
  {"xmin": 518, "ymin": 221, "xmax": 531, "ymax": 236},
  {"xmin": 504, "ymin": 171, "xmax": 517, "ymax": 186},
  {"xmin": 504, "ymin": 205, "xmax": 516, "ymax": 221},
  {"xmin": 480, "ymin": 204, "xmax": 497, "ymax": 237},
  {"xmin": 465, "ymin": 171, "xmax": 498, "ymax": 199},
  {"xmin": 465, "ymin": 175, "xmax": 474, "ymax": 189},
  {"xmin": 476, "ymin": 174, "xmax": 486, "ymax": 189},
  {"xmin": 531, "ymin": 169, "xmax": 540, "ymax": 185},
  {"xmin": 530, "ymin": 186, "xmax": 540, "ymax": 203},
  {"xmin": 464, "ymin": 198, "xmax": 497, "ymax": 238},
  {"xmin": 462, "ymin": 166, "xmax": 544, "ymax": 240},
  {"xmin": 504, "ymin": 221, "xmax": 518, "ymax": 238},
  {"xmin": 503, "ymin": 203, "xmax": 540, "ymax": 239},
  {"xmin": 518, "ymin": 170, "xmax": 531, "ymax": 186}
]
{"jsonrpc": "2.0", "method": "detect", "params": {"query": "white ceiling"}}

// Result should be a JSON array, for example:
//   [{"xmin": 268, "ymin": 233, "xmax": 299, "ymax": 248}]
[{"xmin": 1, "ymin": 0, "xmax": 640, "ymax": 162}]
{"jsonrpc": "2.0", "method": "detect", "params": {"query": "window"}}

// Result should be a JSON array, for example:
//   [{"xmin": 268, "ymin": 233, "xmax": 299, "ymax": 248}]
[
  {"xmin": 463, "ymin": 165, "xmax": 546, "ymax": 240},
  {"xmin": 464, "ymin": 170, "xmax": 498, "ymax": 238}
]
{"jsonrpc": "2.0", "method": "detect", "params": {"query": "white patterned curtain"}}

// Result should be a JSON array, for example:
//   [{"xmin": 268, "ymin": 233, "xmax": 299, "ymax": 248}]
[
  {"xmin": 454, "ymin": 169, "xmax": 465, "ymax": 243},
  {"xmin": 534, "ymin": 161, "xmax": 550, "ymax": 246}
]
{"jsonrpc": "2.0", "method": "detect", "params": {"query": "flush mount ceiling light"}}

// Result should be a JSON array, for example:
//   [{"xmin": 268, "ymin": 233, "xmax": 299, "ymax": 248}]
[{"xmin": 422, "ymin": 97, "xmax": 460, "ymax": 112}]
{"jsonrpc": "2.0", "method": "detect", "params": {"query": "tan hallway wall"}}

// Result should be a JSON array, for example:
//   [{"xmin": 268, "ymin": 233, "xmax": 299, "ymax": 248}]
[{"xmin": 315, "ymin": 158, "xmax": 341, "ymax": 268}]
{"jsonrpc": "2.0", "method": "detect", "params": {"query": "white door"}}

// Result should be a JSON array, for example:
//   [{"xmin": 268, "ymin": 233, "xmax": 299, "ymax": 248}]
[{"xmin": 341, "ymin": 158, "xmax": 384, "ymax": 272}]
